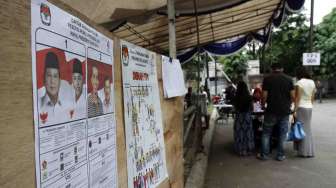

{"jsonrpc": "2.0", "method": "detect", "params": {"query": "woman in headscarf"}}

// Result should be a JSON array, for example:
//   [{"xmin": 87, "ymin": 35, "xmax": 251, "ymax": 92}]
[{"xmin": 233, "ymin": 81, "xmax": 255, "ymax": 156}]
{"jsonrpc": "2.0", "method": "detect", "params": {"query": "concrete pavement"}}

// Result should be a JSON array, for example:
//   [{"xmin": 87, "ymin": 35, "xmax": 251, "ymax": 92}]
[{"xmin": 204, "ymin": 99, "xmax": 336, "ymax": 188}]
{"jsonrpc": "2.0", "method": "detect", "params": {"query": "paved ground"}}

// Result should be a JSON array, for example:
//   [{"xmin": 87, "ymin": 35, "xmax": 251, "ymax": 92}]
[{"xmin": 204, "ymin": 99, "xmax": 336, "ymax": 188}]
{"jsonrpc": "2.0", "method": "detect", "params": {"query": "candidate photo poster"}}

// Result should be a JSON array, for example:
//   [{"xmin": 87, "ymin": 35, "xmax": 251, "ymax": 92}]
[
  {"xmin": 36, "ymin": 45, "xmax": 87, "ymax": 126},
  {"xmin": 86, "ymin": 48, "xmax": 117, "ymax": 188},
  {"xmin": 86, "ymin": 53, "xmax": 114, "ymax": 118},
  {"xmin": 31, "ymin": 1, "xmax": 117, "ymax": 188},
  {"xmin": 121, "ymin": 40, "xmax": 168, "ymax": 188}
]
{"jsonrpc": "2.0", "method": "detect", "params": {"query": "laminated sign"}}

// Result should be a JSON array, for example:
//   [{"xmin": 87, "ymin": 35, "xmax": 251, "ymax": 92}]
[
  {"xmin": 121, "ymin": 41, "xmax": 168, "ymax": 188},
  {"xmin": 303, "ymin": 53, "xmax": 320, "ymax": 66},
  {"xmin": 31, "ymin": 1, "xmax": 117, "ymax": 187}
]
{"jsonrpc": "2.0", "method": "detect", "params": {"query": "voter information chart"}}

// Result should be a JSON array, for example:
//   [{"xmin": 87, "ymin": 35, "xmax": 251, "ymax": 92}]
[
  {"xmin": 31, "ymin": 1, "xmax": 117, "ymax": 188},
  {"xmin": 121, "ymin": 41, "xmax": 168, "ymax": 188}
]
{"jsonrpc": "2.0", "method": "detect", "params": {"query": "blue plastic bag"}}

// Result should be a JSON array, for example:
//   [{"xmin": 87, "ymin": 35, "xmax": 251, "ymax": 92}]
[{"xmin": 287, "ymin": 121, "xmax": 305, "ymax": 141}]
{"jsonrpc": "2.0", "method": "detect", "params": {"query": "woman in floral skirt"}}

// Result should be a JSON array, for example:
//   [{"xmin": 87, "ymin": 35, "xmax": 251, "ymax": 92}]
[{"xmin": 233, "ymin": 81, "xmax": 255, "ymax": 156}]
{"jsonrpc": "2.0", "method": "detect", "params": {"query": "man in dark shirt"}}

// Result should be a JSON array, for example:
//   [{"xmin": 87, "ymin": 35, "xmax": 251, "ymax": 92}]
[
  {"xmin": 225, "ymin": 82, "xmax": 236, "ymax": 104},
  {"xmin": 185, "ymin": 87, "xmax": 193, "ymax": 108},
  {"xmin": 315, "ymin": 80, "xmax": 323, "ymax": 103},
  {"xmin": 259, "ymin": 63, "xmax": 295, "ymax": 161}
]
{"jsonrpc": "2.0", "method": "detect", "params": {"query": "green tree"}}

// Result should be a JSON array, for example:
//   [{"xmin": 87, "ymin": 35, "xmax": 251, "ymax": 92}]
[
  {"xmin": 218, "ymin": 13, "xmax": 311, "ymax": 80},
  {"xmin": 263, "ymin": 13, "xmax": 310, "ymax": 75},
  {"xmin": 315, "ymin": 8, "xmax": 336, "ymax": 78},
  {"xmin": 218, "ymin": 51, "xmax": 249, "ymax": 81},
  {"xmin": 181, "ymin": 54, "xmax": 205, "ymax": 81}
]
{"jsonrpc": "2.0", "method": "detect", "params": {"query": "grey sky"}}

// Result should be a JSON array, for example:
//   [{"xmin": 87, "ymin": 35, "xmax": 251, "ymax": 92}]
[{"xmin": 304, "ymin": 0, "xmax": 336, "ymax": 24}]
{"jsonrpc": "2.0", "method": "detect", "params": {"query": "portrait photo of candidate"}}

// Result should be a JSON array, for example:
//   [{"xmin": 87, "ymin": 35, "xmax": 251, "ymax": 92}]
[
  {"xmin": 44, "ymin": 52, "xmax": 60, "ymax": 106},
  {"xmin": 38, "ymin": 51, "xmax": 73, "ymax": 125},
  {"xmin": 121, "ymin": 45, "xmax": 129, "ymax": 66},
  {"xmin": 102, "ymin": 77, "xmax": 113, "ymax": 114},
  {"xmin": 71, "ymin": 58, "xmax": 86, "ymax": 119},
  {"xmin": 88, "ymin": 65, "xmax": 103, "ymax": 118}
]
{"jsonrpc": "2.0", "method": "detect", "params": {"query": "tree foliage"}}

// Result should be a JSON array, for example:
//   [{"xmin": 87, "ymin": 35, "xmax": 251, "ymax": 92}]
[
  {"xmin": 315, "ymin": 8, "xmax": 336, "ymax": 78},
  {"xmin": 263, "ymin": 13, "xmax": 309, "ymax": 76},
  {"xmin": 263, "ymin": 9, "xmax": 336, "ymax": 79},
  {"xmin": 218, "ymin": 13, "xmax": 311, "ymax": 80},
  {"xmin": 182, "ymin": 9, "xmax": 336, "ymax": 81},
  {"xmin": 218, "ymin": 51, "xmax": 250, "ymax": 81},
  {"xmin": 181, "ymin": 55, "xmax": 205, "ymax": 81}
]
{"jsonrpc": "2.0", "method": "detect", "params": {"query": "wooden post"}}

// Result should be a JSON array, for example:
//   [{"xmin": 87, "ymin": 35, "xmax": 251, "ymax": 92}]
[{"xmin": 167, "ymin": 0, "xmax": 176, "ymax": 58}]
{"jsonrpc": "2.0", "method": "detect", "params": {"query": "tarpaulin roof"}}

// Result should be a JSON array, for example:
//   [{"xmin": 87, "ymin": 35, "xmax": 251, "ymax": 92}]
[
  {"xmin": 59, "ymin": 0, "xmax": 304, "ymax": 53},
  {"xmin": 177, "ymin": 30, "xmax": 271, "ymax": 64},
  {"xmin": 111, "ymin": 0, "xmax": 281, "ymax": 53},
  {"xmin": 59, "ymin": 0, "xmax": 167, "ymax": 24},
  {"xmin": 175, "ymin": 0, "xmax": 305, "ymax": 63}
]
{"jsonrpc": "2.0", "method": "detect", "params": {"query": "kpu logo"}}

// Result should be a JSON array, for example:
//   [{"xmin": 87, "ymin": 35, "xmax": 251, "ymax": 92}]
[{"xmin": 40, "ymin": 3, "xmax": 51, "ymax": 26}]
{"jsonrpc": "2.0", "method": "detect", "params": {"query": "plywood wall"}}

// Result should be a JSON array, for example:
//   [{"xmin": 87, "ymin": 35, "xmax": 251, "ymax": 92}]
[
  {"xmin": 0, "ymin": 0, "xmax": 183, "ymax": 188},
  {"xmin": 0, "ymin": 0, "xmax": 34, "ymax": 187}
]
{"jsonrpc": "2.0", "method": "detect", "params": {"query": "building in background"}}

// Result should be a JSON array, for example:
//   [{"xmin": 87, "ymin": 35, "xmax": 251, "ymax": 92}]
[{"xmin": 202, "ymin": 61, "xmax": 232, "ymax": 96}]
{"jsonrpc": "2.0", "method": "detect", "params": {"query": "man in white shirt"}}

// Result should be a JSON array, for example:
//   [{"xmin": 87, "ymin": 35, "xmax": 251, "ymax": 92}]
[
  {"xmin": 72, "ymin": 59, "xmax": 86, "ymax": 119},
  {"xmin": 38, "ymin": 52, "xmax": 72, "ymax": 126},
  {"xmin": 102, "ymin": 78, "xmax": 113, "ymax": 114}
]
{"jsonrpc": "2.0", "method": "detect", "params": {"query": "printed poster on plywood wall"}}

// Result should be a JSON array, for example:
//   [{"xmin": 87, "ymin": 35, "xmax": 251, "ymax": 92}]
[
  {"xmin": 31, "ymin": 0, "xmax": 117, "ymax": 187},
  {"xmin": 121, "ymin": 40, "xmax": 168, "ymax": 188}
]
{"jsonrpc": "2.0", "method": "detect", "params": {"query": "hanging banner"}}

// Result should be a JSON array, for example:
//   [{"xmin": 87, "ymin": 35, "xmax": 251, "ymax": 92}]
[
  {"xmin": 31, "ymin": 1, "xmax": 117, "ymax": 188},
  {"xmin": 120, "ymin": 40, "xmax": 168, "ymax": 188}
]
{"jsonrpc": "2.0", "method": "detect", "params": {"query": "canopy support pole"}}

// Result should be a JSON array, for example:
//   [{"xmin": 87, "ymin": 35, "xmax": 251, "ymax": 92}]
[
  {"xmin": 215, "ymin": 57, "xmax": 217, "ymax": 95},
  {"xmin": 206, "ymin": 52, "xmax": 210, "ymax": 87},
  {"xmin": 205, "ymin": 53, "xmax": 210, "ymax": 101},
  {"xmin": 168, "ymin": 0, "xmax": 176, "ymax": 58},
  {"xmin": 261, "ymin": 43, "xmax": 266, "ymax": 73},
  {"xmin": 308, "ymin": 0, "xmax": 314, "ymax": 74},
  {"xmin": 309, "ymin": 0, "xmax": 314, "ymax": 53},
  {"xmin": 193, "ymin": 0, "xmax": 201, "ymax": 97}
]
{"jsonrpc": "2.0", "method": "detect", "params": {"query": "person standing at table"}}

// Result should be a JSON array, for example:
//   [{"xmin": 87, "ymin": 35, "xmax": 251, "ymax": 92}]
[
  {"xmin": 294, "ymin": 67, "xmax": 316, "ymax": 157},
  {"xmin": 233, "ymin": 81, "xmax": 254, "ymax": 156},
  {"xmin": 184, "ymin": 87, "xmax": 195, "ymax": 108},
  {"xmin": 259, "ymin": 63, "xmax": 295, "ymax": 161},
  {"xmin": 252, "ymin": 87, "xmax": 263, "ymax": 152},
  {"xmin": 252, "ymin": 87, "xmax": 263, "ymax": 113},
  {"xmin": 225, "ymin": 82, "xmax": 236, "ymax": 105}
]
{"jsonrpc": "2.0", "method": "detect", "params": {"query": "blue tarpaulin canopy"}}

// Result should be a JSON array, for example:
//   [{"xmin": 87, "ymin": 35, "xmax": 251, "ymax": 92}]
[
  {"xmin": 177, "ymin": 29, "xmax": 271, "ymax": 64},
  {"xmin": 176, "ymin": 0, "xmax": 305, "ymax": 64}
]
